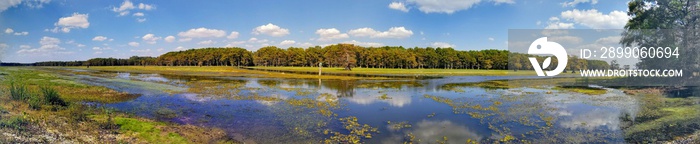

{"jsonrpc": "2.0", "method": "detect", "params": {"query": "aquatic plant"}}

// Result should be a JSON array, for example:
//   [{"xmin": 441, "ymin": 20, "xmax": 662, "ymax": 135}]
[{"xmin": 323, "ymin": 116, "xmax": 379, "ymax": 144}]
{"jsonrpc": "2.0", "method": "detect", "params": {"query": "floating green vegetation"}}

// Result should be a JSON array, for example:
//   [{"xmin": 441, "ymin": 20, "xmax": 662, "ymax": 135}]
[
  {"xmin": 286, "ymin": 93, "xmax": 339, "ymax": 117},
  {"xmin": 155, "ymin": 107, "xmax": 179, "ymax": 119},
  {"xmin": 323, "ymin": 116, "xmax": 379, "ymax": 144},
  {"xmin": 441, "ymin": 80, "xmax": 511, "ymax": 90},
  {"xmin": 423, "ymin": 94, "xmax": 499, "ymax": 116},
  {"xmin": 378, "ymin": 94, "xmax": 392, "ymax": 100},
  {"xmin": 185, "ymin": 79, "xmax": 245, "ymax": 98},
  {"xmin": 389, "ymin": 121, "xmax": 412, "ymax": 130},
  {"xmin": 553, "ymin": 86, "xmax": 607, "ymax": 95}
]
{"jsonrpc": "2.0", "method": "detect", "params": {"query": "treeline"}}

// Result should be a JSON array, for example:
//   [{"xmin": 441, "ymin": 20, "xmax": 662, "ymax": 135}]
[
  {"xmin": 251, "ymin": 44, "xmax": 509, "ymax": 69},
  {"xmin": 31, "ymin": 56, "xmax": 157, "ymax": 67},
  {"xmin": 12, "ymin": 44, "xmax": 610, "ymax": 71}
]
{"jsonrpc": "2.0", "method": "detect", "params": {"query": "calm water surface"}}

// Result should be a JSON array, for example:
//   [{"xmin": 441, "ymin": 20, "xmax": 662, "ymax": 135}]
[{"xmin": 69, "ymin": 70, "xmax": 639, "ymax": 143}]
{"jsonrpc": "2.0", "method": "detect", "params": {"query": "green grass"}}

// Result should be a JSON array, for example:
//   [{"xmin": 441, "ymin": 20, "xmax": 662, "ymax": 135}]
[
  {"xmin": 113, "ymin": 117, "xmax": 189, "ymax": 144},
  {"xmin": 248, "ymin": 66, "xmax": 536, "ymax": 76},
  {"xmin": 9, "ymin": 83, "xmax": 29, "ymax": 101},
  {"xmin": 1, "ymin": 67, "xmax": 138, "ymax": 103},
  {"xmin": 0, "ymin": 115, "xmax": 29, "ymax": 131}
]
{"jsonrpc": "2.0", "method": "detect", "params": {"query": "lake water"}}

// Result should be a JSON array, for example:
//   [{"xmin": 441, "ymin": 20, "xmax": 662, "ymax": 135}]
[{"xmin": 69, "ymin": 70, "xmax": 641, "ymax": 143}]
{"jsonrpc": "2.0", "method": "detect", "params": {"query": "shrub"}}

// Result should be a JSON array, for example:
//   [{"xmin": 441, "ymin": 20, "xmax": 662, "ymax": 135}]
[
  {"xmin": 9, "ymin": 83, "xmax": 29, "ymax": 101},
  {"xmin": 41, "ymin": 87, "xmax": 67, "ymax": 107},
  {"xmin": 27, "ymin": 93, "xmax": 42, "ymax": 110}
]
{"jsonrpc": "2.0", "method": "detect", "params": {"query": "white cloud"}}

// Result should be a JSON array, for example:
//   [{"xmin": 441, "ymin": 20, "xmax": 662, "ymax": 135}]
[
  {"xmin": 19, "ymin": 45, "xmax": 30, "ymax": 49},
  {"xmin": 13, "ymin": 31, "xmax": 28, "ymax": 35},
  {"xmin": 492, "ymin": 0, "xmax": 515, "ymax": 5},
  {"xmin": 252, "ymin": 23, "xmax": 289, "ymax": 37},
  {"xmin": 132, "ymin": 12, "xmax": 144, "ymax": 17},
  {"xmin": 40, "ymin": 36, "xmax": 60, "ymax": 46},
  {"xmin": 136, "ymin": 18, "xmax": 146, "ymax": 22},
  {"xmin": 112, "ymin": 0, "xmax": 154, "ymax": 16},
  {"xmin": 197, "ymin": 40, "xmax": 215, "ymax": 45},
  {"xmin": 560, "ymin": 9, "xmax": 629, "ymax": 29},
  {"xmin": 18, "ymin": 36, "xmax": 63, "ymax": 54},
  {"xmin": 92, "ymin": 36, "xmax": 108, "ymax": 41},
  {"xmin": 561, "ymin": 0, "xmax": 597, "ymax": 7},
  {"xmin": 24, "ymin": 0, "xmax": 51, "ymax": 9},
  {"xmin": 112, "ymin": 0, "xmax": 135, "ymax": 14},
  {"xmin": 178, "ymin": 27, "xmax": 226, "ymax": 38},
  {"xmin": 388, "ymin": 2, "xmax": 409, "ymax": 12},
  {"xmin": 279, "ymin": 40, "xmax": 295, "ymax": 45},
  {"xmin": 488, "ymin": 37, "xmax": 495, "ymax": 41},
  {"xmin": 174, "ymin": 46, "xmax": 187, "ymax": 51},
  {"xmin": 545, "ymin": 22, "xmax": 574, "ymax": 29},
  {"xmin": 1, "ymin": 0, "xmax": 51, "ymax": 14},
  {"xmin": 348, "ymin": 27, "xmax": 413, "ymax": 39},
  {"xmin": 4, "ymin": 28, "xmax": 28, "ymax": 36},
  {"xmin": 50, "ymin": 13, "xmax": 89, "ymax": 33},
  {"xmin": 142, "ymin": 33, "xmax": 161, "ymax": 44},
  {"xmin": 315, "ymin": 28, "xmax": 349, "ymax": 41},
  {"xmin": 431, "ymin": 42, "xmax": 454, "ymax": 48},
  {"xmin": 227, "ymin": 31, "xmax": 239, "ymax": 39},
  {"xmin": 341, "ymin": 40, "xmax": 383, "ymax": 47},
  {"xmin": 545, "ymin": 16, "xmax": 574, "ymax": 29},
  {"xmin": 0, "ymin": 43, "xmax": 8, "ymax": 49},
  {"xmin": 138, "ymin": 3, "xmax": 155, "ymax": 10},
  {"xmin": 164, "ymin": 35, "xmax": 175, "ymax": 42},
  {"xmin": 248, "ymin": 37, "xmax": 269, "ymax": 43},
  {"xmin": 402, "ymin": 0, "xmax": 513, "ymax": 14},
  {"xmin": 77, "ymin": 44, "xmax": 85, "ymax": 47},
  {"xmin": 128, "ymin": 42, "xmax": 139, "ymax": 47},
  {"xmin": 0, "ymin": 0, "xmax": 22, "ymax": 13},
  {"xmin": 407, "ymin": 0, "xmax": 480, "ymax": 14}
]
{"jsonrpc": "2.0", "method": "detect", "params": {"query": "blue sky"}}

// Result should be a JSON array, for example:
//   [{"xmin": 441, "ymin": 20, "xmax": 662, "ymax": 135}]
[{"xmin": 0, "ymin": 0, "xmax": 630, "ymax": 63}]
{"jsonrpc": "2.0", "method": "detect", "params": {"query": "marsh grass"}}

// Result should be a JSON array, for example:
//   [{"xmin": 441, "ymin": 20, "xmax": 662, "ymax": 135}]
[
  {"xmin": 9, "ymin": 82, "xmax": 29, "ymax": 101},
  {"xmin": 41, "ymin": 86, "xmax": 67, "ymax": 107},
  {"xmin": 0, "ymin": 67, "xmax": 237, "ymax": 143}
]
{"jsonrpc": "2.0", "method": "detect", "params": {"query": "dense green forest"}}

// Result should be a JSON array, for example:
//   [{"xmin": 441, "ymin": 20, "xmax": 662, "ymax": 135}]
[{"xmin": 15, "ymin": 44, "xmax": 609, "ymax": 71}]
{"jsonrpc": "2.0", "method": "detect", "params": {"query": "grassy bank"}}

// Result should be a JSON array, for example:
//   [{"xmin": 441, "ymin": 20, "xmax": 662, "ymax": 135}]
[{"xmin": 0, "ymin": 67, "xmax": 236, "ymax": 143}]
